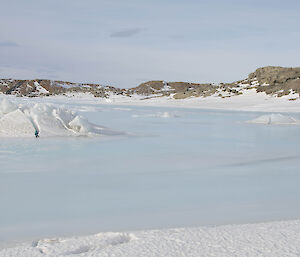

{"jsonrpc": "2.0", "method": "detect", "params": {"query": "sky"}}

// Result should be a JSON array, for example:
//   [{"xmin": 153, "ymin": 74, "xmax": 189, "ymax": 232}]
[{"xmin": 0, "ymin": 0, "xmax": 300, "ymax": 88}]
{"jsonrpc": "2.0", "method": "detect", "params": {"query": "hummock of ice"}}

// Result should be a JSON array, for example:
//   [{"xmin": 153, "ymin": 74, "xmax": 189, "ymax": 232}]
[
  {"xmin": 0, "ymin": 99, "xmax": 120, "ymax": 137},
  {"xmin": 247, "ymin": 113, "xmax": 300, "ymax": 125},
  {"xmin": 0, "ymin": 98, "xmax": 18, "ymax": 116}
]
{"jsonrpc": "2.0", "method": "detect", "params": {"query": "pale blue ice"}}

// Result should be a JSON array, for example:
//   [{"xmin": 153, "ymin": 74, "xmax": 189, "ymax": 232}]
[{"xmin": 1, "ymin": 104, "xmax": 300, "ymax": 244}]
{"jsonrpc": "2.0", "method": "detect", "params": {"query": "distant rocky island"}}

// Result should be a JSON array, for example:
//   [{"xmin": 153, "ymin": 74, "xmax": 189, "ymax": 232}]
[{"xmin": 1, "ymin": 66, "xmax": 300, "ymax": 100}]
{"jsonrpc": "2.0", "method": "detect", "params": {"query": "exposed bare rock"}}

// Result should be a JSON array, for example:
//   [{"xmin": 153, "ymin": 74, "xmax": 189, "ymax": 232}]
[
  {"xmin": 129, "ymin": 81, "xmax": 166, "ymax": 96},
  {"xmin": 0, "ymin": 79, "xmax": 126, "ymax": 98},
  {"xmin": 249, "ymin": 66, "xmax": 300, "ymax": 96},
  {"xmin": 129, "ymin": 81, "xmax": 218, "ymax": 99}
]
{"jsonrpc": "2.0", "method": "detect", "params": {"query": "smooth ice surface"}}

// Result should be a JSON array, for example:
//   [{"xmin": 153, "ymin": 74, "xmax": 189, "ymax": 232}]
[{"xmin": 1, "ymin": 97, "xmax": 300, "ymax": 246}]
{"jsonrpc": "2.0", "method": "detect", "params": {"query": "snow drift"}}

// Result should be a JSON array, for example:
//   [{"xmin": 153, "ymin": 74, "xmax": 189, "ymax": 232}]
[
  {"xmin": 247, "ymin": 113, "xmax": 300, "ymax": 125},
  {"xmin": 0, "ymin": 99, "xmax": 121, "ymax": 137},
  {"xmin": 1, "ymin": 220, "xmax": 300, "ymax": 257}
]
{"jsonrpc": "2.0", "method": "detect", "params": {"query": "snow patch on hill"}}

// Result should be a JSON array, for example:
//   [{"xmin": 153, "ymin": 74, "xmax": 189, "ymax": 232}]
[{"xmin": 33, "ymin": 81, "xmax": 49, "ymax": 94}]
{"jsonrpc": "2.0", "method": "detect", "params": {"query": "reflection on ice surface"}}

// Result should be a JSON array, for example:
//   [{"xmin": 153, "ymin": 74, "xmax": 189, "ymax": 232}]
[{"xmin": 1, "ymin": 102, "xmax": 300, "ymax": 244}]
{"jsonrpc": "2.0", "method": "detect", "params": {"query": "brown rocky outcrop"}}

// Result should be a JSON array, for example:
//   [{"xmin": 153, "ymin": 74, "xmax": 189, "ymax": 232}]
[
  {"xmin": 249, "ymin": 66, "xmax": 300, "ymax": 95},
  {"xmin": 1, "ymin": 66, "xmax": 300, "ymax": 99}
]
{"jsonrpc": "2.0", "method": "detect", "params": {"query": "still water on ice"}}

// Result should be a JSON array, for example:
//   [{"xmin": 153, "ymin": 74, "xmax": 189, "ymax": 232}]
[{"xmin": 1, "ymin": 104, "xmax": 300, "ymax": 243}]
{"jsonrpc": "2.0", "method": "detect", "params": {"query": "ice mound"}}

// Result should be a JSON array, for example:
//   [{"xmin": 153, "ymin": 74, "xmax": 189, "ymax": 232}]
[
  {"xmin": 248, "ymin": 113, "xmax": 300, "ymax": 125},
  {"xmin": 0, "ymin": 99, "xmax": 122, "ymax": 138},
  {"xmin": 0, "ymin": 98, "xmax": 18, "ymax": 116},
  {"xmin": 0, "ymin": 109, "xmax": 36, "ymax": 137}
]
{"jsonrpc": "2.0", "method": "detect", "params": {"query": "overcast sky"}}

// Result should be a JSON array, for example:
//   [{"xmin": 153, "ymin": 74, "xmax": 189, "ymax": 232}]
[{"xmin": 0, "ymin": 0, "xmax": 300, "ymax": 87}]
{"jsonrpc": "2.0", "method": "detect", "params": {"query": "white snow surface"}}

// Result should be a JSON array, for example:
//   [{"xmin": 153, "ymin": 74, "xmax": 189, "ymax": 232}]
[
  {"xmin": 248, "ymin": 114, "xmax": 300, "ymax": 125},
  {"xmin": 7, "ymin": 88, "xmax": 299, "ymax": 113},
  {"xmin": 0, "ymin": 99, "xmax": 121, "ymax": 137},
  {"xmin": 2, "ymin": 88, "xmax": 300, "ymax": 113},
  {"xmin": 1, "ymin": 220, "xmax": 300, "ymax": 257}
]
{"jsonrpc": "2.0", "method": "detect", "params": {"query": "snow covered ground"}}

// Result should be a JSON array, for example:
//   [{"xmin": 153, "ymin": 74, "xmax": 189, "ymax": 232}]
[
  {"xmin": 5, "ymin": 89, "xmax": 298, "ymax": 113},
  {"xmin": 109, "ymin": 89, "xmax": 300, "ymax": 113},
  {"xmin": 1, "ymin": 94, "xmax": 300, "ymax": 256},
  {"xmin": 1, "ymin": 89, "xmax": 300, "ymax": 113},
  {"xmin": 1, "ymin": 220, "xmax": 300, "ymax": 257}
]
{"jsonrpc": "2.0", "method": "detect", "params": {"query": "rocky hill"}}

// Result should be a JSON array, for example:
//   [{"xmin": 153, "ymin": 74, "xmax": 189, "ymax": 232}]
[
  {"xmin": 1, "ymin": 66, "xmax": 300, "ymax": 100},
  {"xmin": 0, "ymin": 79, "xmax": 126, "ymax": 98},
  {"xmin": 249, "ymin": 66, "xmax": 300, "ymax": 97}
]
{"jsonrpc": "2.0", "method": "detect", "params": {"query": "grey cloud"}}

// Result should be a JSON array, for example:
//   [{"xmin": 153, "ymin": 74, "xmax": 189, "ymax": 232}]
[
  {"xmin": 0, "ymin": 41, "xmax": 19, "ymax": 47},
  {"xmin": 110, "ymin": 28, "xmax": 144, "ymax": 38}
]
